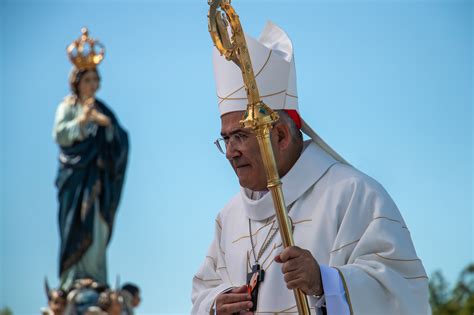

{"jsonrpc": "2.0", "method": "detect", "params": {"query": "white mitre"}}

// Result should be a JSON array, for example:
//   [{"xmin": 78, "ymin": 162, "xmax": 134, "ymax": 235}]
[{"xmin": 212, "ymin": 21, "xmax": 347, "ymax": 164}]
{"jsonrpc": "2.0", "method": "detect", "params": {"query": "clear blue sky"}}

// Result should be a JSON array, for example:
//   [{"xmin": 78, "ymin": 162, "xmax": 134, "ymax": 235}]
[{"xmin": 0, "ymin": 0, "xmax": 472, "ymax": 314}]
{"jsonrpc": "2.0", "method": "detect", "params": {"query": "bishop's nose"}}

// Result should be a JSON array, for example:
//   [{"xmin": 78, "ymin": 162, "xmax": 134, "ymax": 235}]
[{"xmin": 225, "ymin": 141, "xmax": 241, "ymax": 160}]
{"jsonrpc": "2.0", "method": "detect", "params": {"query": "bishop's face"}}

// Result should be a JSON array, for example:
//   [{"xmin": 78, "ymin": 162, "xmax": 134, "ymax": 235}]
[{"xmin": 221, "ymin": 111, "xmax": 269, "ymax": 191}]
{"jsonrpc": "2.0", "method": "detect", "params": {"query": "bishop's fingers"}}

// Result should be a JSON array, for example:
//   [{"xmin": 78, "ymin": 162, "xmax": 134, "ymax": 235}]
[
  {"xmin": 275, "ymin": 246, "xmax": 305, "ymax": 263},
  {"xmin": 216, "ymin": 300, "xmax": 253, "ymax": 314},
  {"xmin": 216, "ymin": 286, "xmax": 253, "ymax": 315}
]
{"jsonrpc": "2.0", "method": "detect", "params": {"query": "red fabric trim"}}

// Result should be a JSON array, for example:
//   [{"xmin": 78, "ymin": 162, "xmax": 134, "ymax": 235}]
[{"xmin": 284, "ymin": 109, "xmax": 302, "ymax": 129}]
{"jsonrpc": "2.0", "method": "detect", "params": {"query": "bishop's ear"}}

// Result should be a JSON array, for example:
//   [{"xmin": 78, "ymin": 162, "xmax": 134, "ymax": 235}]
[{"xmin": 274, "ymin": 122, "xmax": 292, "ymax": 151}]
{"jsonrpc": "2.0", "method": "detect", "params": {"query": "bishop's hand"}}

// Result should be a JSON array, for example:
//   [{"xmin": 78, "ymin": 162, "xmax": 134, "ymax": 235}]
[
  {"xmin": 274, "ymin": 246, "xmax": 323, "ymax": 297},
  {"xmin": 216, "ymin": 285, "xmax": 253, "ymax": 315}
]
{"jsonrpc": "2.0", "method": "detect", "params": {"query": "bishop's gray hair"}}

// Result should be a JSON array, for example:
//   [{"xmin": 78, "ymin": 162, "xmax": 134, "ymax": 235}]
[{"xmin": 276, "ymin": 110, "xmax": 303, "ymax": 142}]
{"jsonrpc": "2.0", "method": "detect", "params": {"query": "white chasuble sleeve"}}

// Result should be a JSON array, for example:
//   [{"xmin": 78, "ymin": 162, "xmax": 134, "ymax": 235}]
[
  {"xmin": 328, "ymin": 169, "xmax": 430, "ymax": 315},
  {"xmin": 192, "ymin": 214, "xmax": 233, "ymax": 314},
  {"xmin": 318, "ymin": 264, "xmax": 350, "ymax": 315}
]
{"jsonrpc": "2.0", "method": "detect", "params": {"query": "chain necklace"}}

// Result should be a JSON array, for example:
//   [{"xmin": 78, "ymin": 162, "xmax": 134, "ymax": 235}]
[
  {"xmin": 245, "ymin": 203, "xmax": 295, "ymax": 312},
  {"xmin": 248, "ymin": 202, "xmax": 295, "ymax": 266},
  {"xmin": 248, "ymin": 219, "xmax": 279, "ymax": 265}
]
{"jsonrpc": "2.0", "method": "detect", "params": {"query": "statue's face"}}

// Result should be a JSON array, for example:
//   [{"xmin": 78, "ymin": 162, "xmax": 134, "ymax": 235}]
[
  {"xmin": 78, "ymin": 70, "xmax": 99, "ymax": 100},
  {"xmin": 49, "ymin": 291, "xmax": 66, "ymax": 315}
]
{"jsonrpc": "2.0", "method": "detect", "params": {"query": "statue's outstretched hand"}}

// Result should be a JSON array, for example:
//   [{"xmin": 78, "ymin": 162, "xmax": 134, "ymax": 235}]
[
  {"xmin": 78, "ymin": 97, "xmax": 96, "ymax": 125},
  {"xmin": 90, "ymin": 109, "xmax": 111, "ymax": 127}
]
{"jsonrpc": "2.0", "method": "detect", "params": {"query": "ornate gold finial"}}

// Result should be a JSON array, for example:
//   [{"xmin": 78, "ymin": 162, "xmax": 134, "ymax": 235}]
[{"xmin": 66, "ymin": 27, "xmax": 105, "ymax": 70}]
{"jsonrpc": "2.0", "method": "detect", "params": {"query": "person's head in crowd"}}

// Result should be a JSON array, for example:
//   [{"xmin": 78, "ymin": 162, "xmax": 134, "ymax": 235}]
[{"xmin": 121, "ymin": 283, "xmax": 141, "ymax": 308}]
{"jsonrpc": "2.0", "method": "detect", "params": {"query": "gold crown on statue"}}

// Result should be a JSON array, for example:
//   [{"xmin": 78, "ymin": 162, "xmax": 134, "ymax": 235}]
[{"xmin": 67, "ymin": 27, "xmax": 105, "ymax": 70}]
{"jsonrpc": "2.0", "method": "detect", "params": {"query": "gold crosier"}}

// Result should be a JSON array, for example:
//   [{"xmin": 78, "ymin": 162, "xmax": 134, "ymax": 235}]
[{"xmin": 208, "ymin": 1, "xmax": 311, "ymax": 314}]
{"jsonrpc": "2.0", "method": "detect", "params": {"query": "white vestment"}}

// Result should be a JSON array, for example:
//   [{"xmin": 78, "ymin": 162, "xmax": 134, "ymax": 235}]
[{"xmin": 191, "ymin": 141, "xmax": 430, "ymax": 314}]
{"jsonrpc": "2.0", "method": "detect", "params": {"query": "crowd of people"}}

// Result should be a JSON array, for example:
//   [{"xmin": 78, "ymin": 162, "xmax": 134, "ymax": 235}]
[{"xmin": 41, "ymin": 279, "xmax": 140, "ymax": 315}]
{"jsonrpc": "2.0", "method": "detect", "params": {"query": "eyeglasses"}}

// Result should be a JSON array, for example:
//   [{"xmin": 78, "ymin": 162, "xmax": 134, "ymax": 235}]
[{"xmin": 214, "ymin": 132, "xmax": 250, "ymax": 155}]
